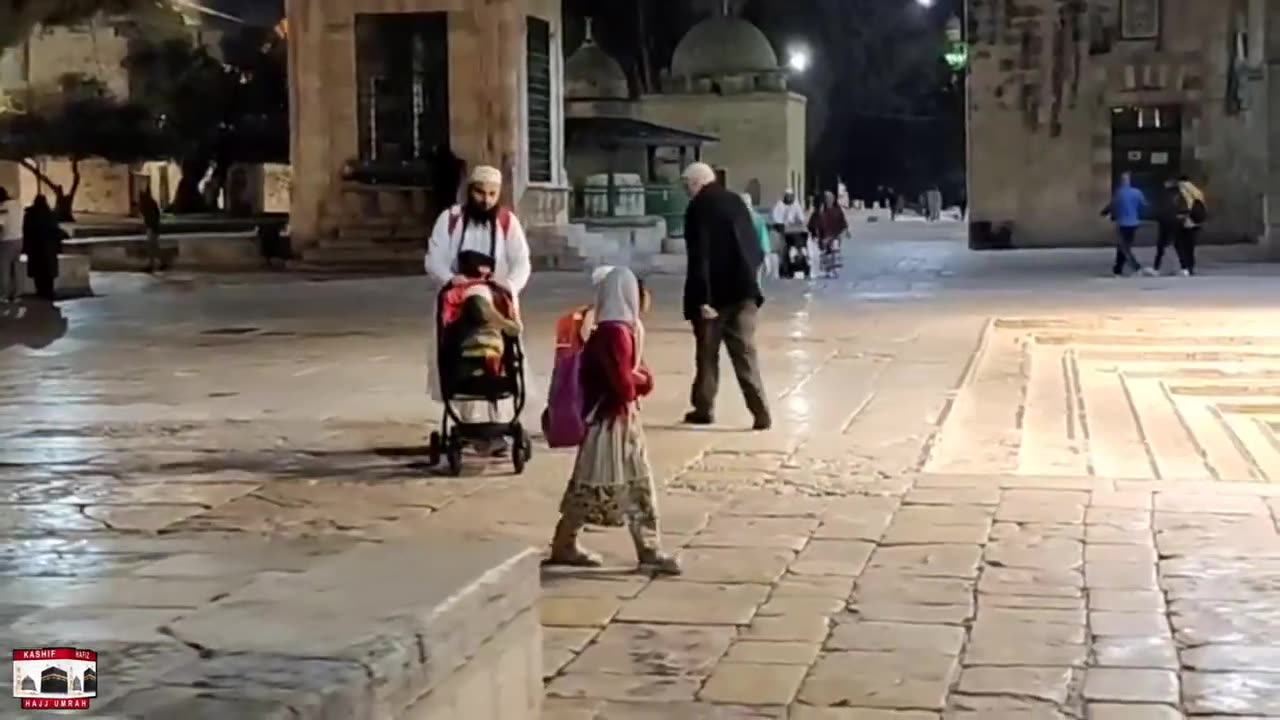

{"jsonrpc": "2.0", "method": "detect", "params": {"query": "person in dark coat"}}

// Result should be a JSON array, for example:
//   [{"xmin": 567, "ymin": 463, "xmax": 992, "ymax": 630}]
[
  {"xmin": 1152, "ymin": 179, "xmax": 1180, "ymax": 273},
  {"xmin": 138, "ymin": 190, "xmax": 162, "ymax": 273},
  {"xmin": 680, "ymin": 162, "xmax": 771, "ymax": 431},
  {"xmin": 22, "ymin": 195, "xmax": 65, "ymax": 301}
]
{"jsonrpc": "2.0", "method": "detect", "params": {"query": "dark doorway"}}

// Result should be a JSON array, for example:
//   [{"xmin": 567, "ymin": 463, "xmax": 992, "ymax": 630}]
[
  {"xmin": 1111, "ymin": 104, "xmax": 1181, "ymax": 204},
  {"xmin": 354, "ymin": 13, "xmax": 450, "ymax": 178}
]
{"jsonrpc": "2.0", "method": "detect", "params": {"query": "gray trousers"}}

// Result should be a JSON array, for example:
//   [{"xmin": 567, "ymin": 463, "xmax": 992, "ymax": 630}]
[
  {"xmin": 0, "ymin": 241, "xmax": 21, "ymax": 301},
  {"xmin": 690, "ymin": 300, "xmax": 769, "ymax": 419}
]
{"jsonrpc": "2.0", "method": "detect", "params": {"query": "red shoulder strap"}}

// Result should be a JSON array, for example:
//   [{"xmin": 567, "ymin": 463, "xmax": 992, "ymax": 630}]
[
  {"xmin": 499, "ymin": 208, "xmax": 512, "ymax": 234},
  {"xmin": 446, "ymin": 206, "xmax": 462, "ymax": 236}
]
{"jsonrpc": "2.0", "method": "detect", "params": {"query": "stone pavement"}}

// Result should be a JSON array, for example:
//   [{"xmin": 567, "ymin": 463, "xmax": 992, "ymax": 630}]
[{"xmin": 4, "ymin": 222, "xmax": 1280, "ymax": 717}]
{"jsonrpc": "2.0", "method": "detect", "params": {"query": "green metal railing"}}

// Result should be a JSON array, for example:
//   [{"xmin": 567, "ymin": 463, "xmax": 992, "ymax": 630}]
[{"xmin": 572, "ymin": 183, "xmax": 689, "ymax": 237}]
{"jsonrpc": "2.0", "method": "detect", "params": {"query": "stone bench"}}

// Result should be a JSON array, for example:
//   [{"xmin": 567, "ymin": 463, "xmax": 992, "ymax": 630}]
[
  {"xmin": 29, "ymin": 538, "xmax": 542, "ymax": 719},
  {"xmin": 65, "ymin": 232, "xmax": 268, "ymax": 271},
  {"xmin": 17, "ymin": 253, "xmax": 93, "ymax": 298}
]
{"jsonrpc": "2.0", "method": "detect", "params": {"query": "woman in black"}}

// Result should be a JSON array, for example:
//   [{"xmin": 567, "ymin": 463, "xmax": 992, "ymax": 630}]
[{"xmin": 23, "ymin": 195, "xmax": 66, "ymax": 301}]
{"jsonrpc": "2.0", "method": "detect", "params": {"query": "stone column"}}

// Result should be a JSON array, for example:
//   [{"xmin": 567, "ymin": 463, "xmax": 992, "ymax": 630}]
[
  {"xmin": 285, "ymin": 0, "xmax": 325, "ymax": 249},
  {"xmin": 1266, "ymin": 0, "xmax": 1280, "ymax": 256},
  {"xmin": 472, "ymin": 0, "xmax": 524, "ymax": 207}
]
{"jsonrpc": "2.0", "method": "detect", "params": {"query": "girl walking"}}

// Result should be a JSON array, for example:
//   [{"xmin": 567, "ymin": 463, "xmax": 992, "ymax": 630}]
[{"xmin": 547, "ymin": 267, "xmax": 681, "ymax": 575}]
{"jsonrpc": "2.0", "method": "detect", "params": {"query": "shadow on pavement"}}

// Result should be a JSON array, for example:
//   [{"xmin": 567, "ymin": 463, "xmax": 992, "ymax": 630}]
[{"xmin": 0, "ymin": 301, "xmax": 68, "ymax": 351}]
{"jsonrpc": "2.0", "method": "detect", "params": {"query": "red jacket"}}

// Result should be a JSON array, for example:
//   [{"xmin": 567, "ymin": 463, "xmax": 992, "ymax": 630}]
[{"xmin": 580, "ymin": 322, "xmax": 652, "ymax": 422}]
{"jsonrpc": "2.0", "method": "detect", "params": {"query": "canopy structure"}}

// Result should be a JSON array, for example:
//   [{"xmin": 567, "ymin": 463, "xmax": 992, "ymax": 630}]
[{"xmin": 566, "ymin": 116, "xmax": 718, "ymax": 150}]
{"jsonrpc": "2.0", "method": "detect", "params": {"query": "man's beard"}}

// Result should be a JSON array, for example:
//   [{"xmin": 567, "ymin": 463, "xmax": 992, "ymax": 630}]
[{"xmin": 464, "ymin": 198, "xmax": 498, "ymax": 225}]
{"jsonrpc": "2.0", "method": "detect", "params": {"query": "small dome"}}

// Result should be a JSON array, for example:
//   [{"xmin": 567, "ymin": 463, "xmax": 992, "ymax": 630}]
[
  {"xmin": 670, "ymin": 16, "xmax": 778, "ymax": 79},
  {"xmin": 566, "ymin": 40, "xmax": 629, "ymax": 100}
]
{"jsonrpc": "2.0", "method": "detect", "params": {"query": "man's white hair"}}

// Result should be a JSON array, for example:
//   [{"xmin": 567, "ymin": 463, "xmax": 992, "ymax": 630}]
[{"xmin": 682, "ymin": 162, "xmax": 716, "ymax": 187}]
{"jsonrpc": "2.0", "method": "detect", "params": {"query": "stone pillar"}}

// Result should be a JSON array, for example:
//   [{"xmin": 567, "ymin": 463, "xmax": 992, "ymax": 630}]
[
  {"xmin": 472, "ymin": 0, "xmax": 524, "ymax": 208},
  {"xmin": 285, "ymin": 0, "xmax": 324, "ymax": 249},
  {"xmin": 1265, "ymin": 0, "xmax": 1280, "ymax": 256}
]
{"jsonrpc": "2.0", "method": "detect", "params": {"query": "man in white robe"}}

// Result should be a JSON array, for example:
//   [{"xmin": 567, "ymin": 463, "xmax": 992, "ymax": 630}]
[{"xmin": 425, "ymin": 165, "xmax": 533, "ymax": 454}]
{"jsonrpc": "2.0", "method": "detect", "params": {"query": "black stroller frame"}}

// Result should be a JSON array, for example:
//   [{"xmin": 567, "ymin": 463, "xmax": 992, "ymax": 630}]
[{"xmin": 426, "ymin": 280, "xmax": 534, "ymax": 476}]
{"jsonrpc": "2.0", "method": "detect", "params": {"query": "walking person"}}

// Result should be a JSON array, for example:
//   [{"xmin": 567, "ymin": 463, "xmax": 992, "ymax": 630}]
[
  {"xmin": 808, "ymin": 190, "xmax": 847, "ymax": 278},
  {"xmin": 1101, "ymin": 172, "xmax": 1156, "ymax": 277},
  {"xmin": 770, "ymin": 189, "xmax": 808, "ymax": 279},
  {"xmin": 1174, "ymin": 175, "xmax": 1206, "ymax": 276},
  {"xmin": 741, "ymin": 193, "xmax": 773, "ymax": 284},
  {"xmin": 22, "ymin": 196, "xmax": 66, "ymax": 302},
  {"xmin": 1152, "ymin": 179, "xmax": 1180, "ymax": 274},
  {"xmin": 546, "ymin": 266, "xmax": 681, "ymax": 576},
  {"xmin": 425, "ymin": 165, "xmax": 533, "ymax": 455},
  {"xmin": 680, "ymin": 163, "xmax": 772, "ymax": 431},
  {"xmin": 0, "ymin": 187, "xmax": 22, "ymax": 303},
  {"xmin": 138, "ymin": 190, "xmax": 163, "ymax": 273}
]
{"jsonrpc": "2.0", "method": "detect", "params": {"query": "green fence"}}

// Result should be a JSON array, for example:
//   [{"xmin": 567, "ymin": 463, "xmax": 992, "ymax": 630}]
[{"xmin": 573, "ymin": 184, "xmax": 689, "ymax": 237}]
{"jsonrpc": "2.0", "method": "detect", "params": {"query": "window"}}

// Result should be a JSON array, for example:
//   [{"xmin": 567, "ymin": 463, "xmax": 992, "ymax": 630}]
[
  {"xmin": 1120, "ymin": 0, "xmax": 1160, "ymax": 40},
  {"xmin": 354, "ymin": 12, "xmax": 449, "ymax": 168},
  {"xmin": 526, "ymin": 17, "xmax": 553, "ymax": 183}
]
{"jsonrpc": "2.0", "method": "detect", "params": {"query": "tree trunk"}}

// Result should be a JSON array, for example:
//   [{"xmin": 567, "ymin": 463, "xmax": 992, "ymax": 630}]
[{"xmin": 170, "ymin": 154, "xmax": 211, "ymax": 214}]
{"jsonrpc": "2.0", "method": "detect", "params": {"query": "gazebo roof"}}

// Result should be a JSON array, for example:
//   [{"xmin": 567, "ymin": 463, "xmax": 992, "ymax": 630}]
[{"xmin": 567, "ymin": 116, "xmax": 718, "ymax": 149}]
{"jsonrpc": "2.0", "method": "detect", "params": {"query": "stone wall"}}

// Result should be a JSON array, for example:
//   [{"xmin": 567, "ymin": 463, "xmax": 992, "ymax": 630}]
[
  {"xmin": 16, "ymin": 158, "xmax": 134, "ymax": 216},
  {"xmin": 287, "ymin": 0, "xmax": 566, "ymax": 251},
  {"xmin": 0, "ymin": 21, "xmax": 132, "ymax": 100},
  {"xmin": 637, "ymin": 92, "xmax": 806, "ymax": 205},
  {"xmin": 968, "ymin": 0, "xmax": 1269, "ymax": 248}
]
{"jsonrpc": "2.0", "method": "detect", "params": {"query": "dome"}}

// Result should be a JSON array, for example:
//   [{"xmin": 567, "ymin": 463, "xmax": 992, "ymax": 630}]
[
  {"xmin": 566, "ymin": 39, "xmax": 629, "ymax": 100},
  {"xmin": 670, "ymin": 16, "xmax": 779, "ymax": 79}
]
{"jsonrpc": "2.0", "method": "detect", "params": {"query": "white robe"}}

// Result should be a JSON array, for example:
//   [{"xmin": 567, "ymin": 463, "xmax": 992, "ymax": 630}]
[
  {"xmin": 770, "ymin": 201, "xmax": 807, "ymax": 234},
  {"xmin": 424, "ymin": 206, "xmax": 538, "ymax": 413}
]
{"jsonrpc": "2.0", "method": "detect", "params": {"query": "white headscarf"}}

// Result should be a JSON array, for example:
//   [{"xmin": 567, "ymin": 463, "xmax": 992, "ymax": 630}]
[
  {"xmin": 591, "ymin": 265, "xmax": 615, "ymax": 286},
  {"xmin": 593, "ymin": 267, "xmax": 644, "ymax": 369}
]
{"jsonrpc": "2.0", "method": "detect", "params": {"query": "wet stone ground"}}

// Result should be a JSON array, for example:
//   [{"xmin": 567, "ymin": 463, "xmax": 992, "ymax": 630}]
[{"xmin": 4, "ymin": 223, "xmax": 1280, "ymax": 718}]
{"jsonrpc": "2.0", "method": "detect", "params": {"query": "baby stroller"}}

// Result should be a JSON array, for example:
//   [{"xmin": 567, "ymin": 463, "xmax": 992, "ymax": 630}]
[
  {"xmin": 426, "ymin": 279, "xmax": 533, "ymax": 476},
  {"xmin": 780, "ymin": 231, "xmax": 811, "ymax": 279}
]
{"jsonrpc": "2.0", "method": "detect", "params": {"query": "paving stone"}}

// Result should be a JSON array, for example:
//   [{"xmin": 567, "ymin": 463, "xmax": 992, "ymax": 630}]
[
  {"xmin": 903, "ymin": 487, "xmax": 1001, "ymax": 506},
  {"xmin": 740, "ymin": 614, "xmax": 830, "ymax": 643},
  {"xmin": 1183, "ymin": 671, "xmax": 1280, "ymax": 715},
  {"xmin": 757, "ymin": 595, "xmax": 844, "ymax": 617},
  {"xmin": 697, "ymin": 661, "xmax": 807, "ymax": 705},
  {"xmin": 945, "ymin": 695, "xmax": 1071, "ymax": 719},
  {"xmin": 591, "ymin": 701, "xmax": 787, "ymax": 718},
  {"xmin": 977, "ymin": 566, "xmax": 1083, "ymax": 596},
  {"xmin": 1089, "ymin": 611, "xmax": 1170, "ymax": 637},
  {"xmin": 1085, "ymin": 561, "xmax": 1159, "ymax": 590},
  {"xmin": 0, "ymin": 576, "xmax": 238, "ymax": 608},
  {"xmin": 1182, "ymin": 644, "xmax": 1280, "ymax": 672},
  {"xmin": 798, "ymin": 651, "xmax": 958, "ymax": 710},
  {"xmin": 771, "ymin": 574, "xmax": 855, "ymax": 599},
  {"xmin": 866, "ymin": 545, "xmax": 982, "ymax": 579},
  {"xmin": 788, "ymin": 709, "xmax": 940, "ymax": 720},
  {"xmin": 975, "ymin": 606, "xmax": 1085, "ymax": 626},
  {"xmin": 980, "ymin": 594, "xmax": 1083, "ymax": 610},
  {"xmin": 543, "ymin": 627, "xmax": 599, "ymax": 679},
  {"xmin": 721, "ymin": 640, "xmax": 820, "ymax": 665},
  {"xmin": 1084, "ymin": 704, "xmax": 1181, "ymax": 720},
  {"xmin": 789, "ymin": 540, "xmax": 875, "ymax": 576},
  {"xmin": 676, "ymin": 548, "xmax": 794, "ymax": 584},
  {"xmin": 1082, "ymin": 668, "xmax": 1179, "ymax": 704},
  {"xmin": 1088, "ymin": 589, "xmax": 1166, "ymax": 612},
  {"xmin": 827, "ymin": 621, "xmax": 964, "ymax": 654},
  {"xmin": 1171, "ymin": 597, "xmax": 1280, "ymax": 644},
  {"xmin": 965, "ymin": 620, "xmax": 1087, "ymax": 666},
  {"xmin": 541, "ymin": 697, "xmax": 604, "ymax": 720},
  {"xmin": 956, "ymin": 666, "xmax": 1074, "ymax": 704},
  {"xmin": 1091, "ymin": 635, "xmax": 1179, "ymax": 669},
  {"xmin": 615, "ymin": 582, "xmax": 770, "ymax": 625},
  {"xmin": 562, "ymin": 624, "xmax": 733, "ymax": 677},
  {"xmin": 540, "ymin": 596, "xmax": 622, "ymax": 628},
  {"xmin": 849, "ymin": 602, "xmax": 973, "ymax": 625},
  {"xmin": 540, "ymin": 574, "xmax": 651, "ymax": 599},
  {"xmin": 545, "ymin": 673, "xmax": 701, "ymax": 703}
]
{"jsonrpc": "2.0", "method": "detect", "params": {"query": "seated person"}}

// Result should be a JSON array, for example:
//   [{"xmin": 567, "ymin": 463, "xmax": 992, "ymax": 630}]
[{"xmin": 454, "ymin": 284, "xmax": 521, "ymax": 382}]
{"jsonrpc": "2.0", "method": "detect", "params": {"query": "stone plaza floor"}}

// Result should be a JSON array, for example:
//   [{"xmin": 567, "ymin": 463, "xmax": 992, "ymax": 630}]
[{"xmin": 4, "ymin": 222, "xmax": 1280, "ymax": 718}]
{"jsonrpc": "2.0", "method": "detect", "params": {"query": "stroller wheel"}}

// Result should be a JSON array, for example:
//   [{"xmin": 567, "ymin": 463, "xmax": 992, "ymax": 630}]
[
  {"xmin": 427, "ymin": 431, "xmax": 442, "ymax": 467},
  {"xmin": 511, "ymin": 424, "xmax": 530, "ymax": 474},
  {"xmin": 446, "ymin": 434, "xmax": 464, "ymax": 476}
]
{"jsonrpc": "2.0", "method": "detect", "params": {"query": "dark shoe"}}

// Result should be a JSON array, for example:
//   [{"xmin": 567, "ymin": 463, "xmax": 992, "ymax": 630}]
[
  {"xmin": 683, "ymin": 411, "xmax": 714, "ymax": 425},
  {"xmin": 752, "ymin": 414, "xmax": 772, "ymax": 431}
]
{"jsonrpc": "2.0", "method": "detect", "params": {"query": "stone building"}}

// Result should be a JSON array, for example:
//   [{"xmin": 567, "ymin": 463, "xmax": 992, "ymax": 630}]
[
  {"xmin": 286, "ymin": 0, "xmax": 573, "ymax": 266},
  {"xmin": 967, "ymin": 0, "xmax": 1270, "ymax": 249},
  {"xmin": 644, "ymin": 13, "xmax": 807, "ymax": 206}
]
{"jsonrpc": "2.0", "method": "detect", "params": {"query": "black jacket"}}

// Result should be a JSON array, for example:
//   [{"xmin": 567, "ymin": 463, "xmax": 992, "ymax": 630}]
[{"xmin": 682, "ymin": 182, "xmax": 764, "ymax": 321}]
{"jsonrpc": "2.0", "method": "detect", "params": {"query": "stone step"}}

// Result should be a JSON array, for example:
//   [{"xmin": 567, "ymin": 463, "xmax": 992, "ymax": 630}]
[{"xmin": 301, "ymin": 246, "xmax": 424, "ymax": 268}]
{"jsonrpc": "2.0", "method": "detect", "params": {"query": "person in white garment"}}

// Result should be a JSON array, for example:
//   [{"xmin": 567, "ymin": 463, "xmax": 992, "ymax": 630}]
[
  {"xmin": 425, "ymin": 165, "xmax": 533, "ymax": 455},
  {"xmin": 0, "ymin": 187, "xmax": 23, "ymax": 303},
  {"xmin": 770, "ymin": 190, "xmax": 808, "ymax": 279}
]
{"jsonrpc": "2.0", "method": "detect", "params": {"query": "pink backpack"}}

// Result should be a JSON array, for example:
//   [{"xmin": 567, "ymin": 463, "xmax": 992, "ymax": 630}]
[{"xmin": 541, "ymin": 345, "xmax": 587, "ymax": 448}]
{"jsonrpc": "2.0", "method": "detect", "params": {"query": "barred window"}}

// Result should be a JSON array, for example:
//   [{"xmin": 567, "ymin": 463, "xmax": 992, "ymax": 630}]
[
  {"xmin": 526, "ymin": 17, "xmax": 553, "ymax": 183},
  {"xmin": 354, "ymin": 12, "xmax": 449, "ymax": 167},
  {"xmin": 1120, "ymin": 0, "xmax": 1160, "ymax": 40}
]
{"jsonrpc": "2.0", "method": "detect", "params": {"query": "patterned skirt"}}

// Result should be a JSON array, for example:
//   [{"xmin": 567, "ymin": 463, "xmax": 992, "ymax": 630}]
[{"xmin": 559, "ymin": 413, "xmax": 659, "ymax": 528}]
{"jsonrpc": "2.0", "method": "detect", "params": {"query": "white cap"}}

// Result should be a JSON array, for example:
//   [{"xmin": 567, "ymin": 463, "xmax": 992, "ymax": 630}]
[{"xmin": 470, "ymin": 165, "xmax": 503, "ymax": 188}]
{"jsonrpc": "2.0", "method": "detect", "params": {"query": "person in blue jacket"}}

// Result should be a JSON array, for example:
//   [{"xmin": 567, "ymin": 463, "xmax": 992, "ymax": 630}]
[{"xmin": 1101, "ymin": 172, "xmax": 1156, "ymax": 277}]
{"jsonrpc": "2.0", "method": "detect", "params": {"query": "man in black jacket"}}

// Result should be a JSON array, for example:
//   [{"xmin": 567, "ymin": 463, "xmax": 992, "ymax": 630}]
[{"xmin": 680, "ymin": 163, "xmax": 771, "ymax": 431}]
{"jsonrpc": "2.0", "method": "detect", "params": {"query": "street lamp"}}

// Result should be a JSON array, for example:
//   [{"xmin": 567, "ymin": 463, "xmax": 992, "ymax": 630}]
[
  {"xmin": 915, "ymin": 0, "xmax": 935, "ymax": 7},
  {"xmin": 787, "ymin": 45, "xmax": 811, "ymax": 73}
]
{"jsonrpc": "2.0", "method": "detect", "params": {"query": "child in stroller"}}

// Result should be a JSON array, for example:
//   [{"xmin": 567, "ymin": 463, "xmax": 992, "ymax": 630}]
[{"xmin": 429, "ymin": 277, "xmax": 532, "ymax": 475}]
